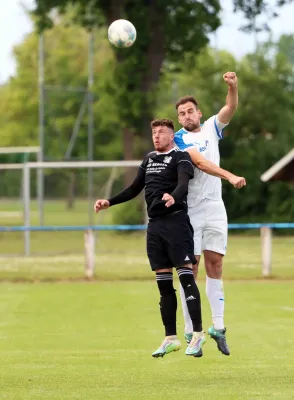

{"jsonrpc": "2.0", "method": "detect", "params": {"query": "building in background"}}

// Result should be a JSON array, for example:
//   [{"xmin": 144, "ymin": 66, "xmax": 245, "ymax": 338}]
[{"xmin": 261, "ymin": 148, "xmax": 294, "ymax": 183}]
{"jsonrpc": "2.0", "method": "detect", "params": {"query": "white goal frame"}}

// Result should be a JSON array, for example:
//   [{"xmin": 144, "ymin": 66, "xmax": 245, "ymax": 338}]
[
  {"xmin": 0, "ymin": 160, "xmax": 142, "ymax": 259},
  {"xmin": 0, "ymin": 160, "xmax": 292, "ymax": 278},
  {"xmin": 0, "ymin": 146, "xmax": 43, "ymax": 218}
]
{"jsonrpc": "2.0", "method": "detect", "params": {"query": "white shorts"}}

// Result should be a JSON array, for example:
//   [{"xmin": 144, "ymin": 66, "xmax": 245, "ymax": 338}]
[{"xmin": 188, "ymin": 199, "xmax": 228, "ymax": 256}]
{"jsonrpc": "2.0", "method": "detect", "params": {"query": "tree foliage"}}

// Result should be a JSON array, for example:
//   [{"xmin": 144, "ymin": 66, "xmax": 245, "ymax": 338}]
[
  {"xmin": 0, "ymin": 20, "xmax": 121, "ymax": 161},
  {"xmin": 33, "ymin": 0, "xmax": 221, "ymax": 156},
  {"xmin": 0, "ymin": 7, "xmax": 293, "ymax": 221},
  {"xmin": 155, "ymin": 39, "xmax": 294, "ymax": 222},
  {"xmin": 233, "ymin": 0, "xmax": 293, "ymax": 31},
  {"xmin": 31, "ymin": 0, "xmax": 293, "ymax": 160}
]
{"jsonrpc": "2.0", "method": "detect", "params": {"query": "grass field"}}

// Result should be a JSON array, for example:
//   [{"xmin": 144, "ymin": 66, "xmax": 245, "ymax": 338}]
[
  {"xmin": 0, "ymin": 198, "xmax": 293, "ymax": 281},
  {"xmin": 0, "ymin": 281, "xmax": 294, "ymax": 400},
  {"xmin": 0, "ymin": 199, "xmax": 293, "ymax": 398},
  {"xmin": 0, "ymin": 233, "xmax": 293, "ymax": 281},
  {"xmin": 0, "ymin": 199, "xmax": 115, "ymax": 226}
]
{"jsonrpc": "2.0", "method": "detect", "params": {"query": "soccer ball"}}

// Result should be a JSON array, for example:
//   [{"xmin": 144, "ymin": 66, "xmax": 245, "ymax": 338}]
[{"xmin": 108, "ymin": 19, "xmax": 137, "ymax": 48}]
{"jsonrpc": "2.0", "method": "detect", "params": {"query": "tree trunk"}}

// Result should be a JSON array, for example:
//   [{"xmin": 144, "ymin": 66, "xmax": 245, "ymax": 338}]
[
  {"xmin": 67, "ymin": 171, "xmax": 76, "ymax": 209},
  {"xmin": 105, "ymin": 0, "xmax": 166, "ymax": 159},
  {"xmin": 139, "ymin": 1, "xmax": 165, "ymax": 155},
  {"xmin": 123, "ymin": 127, "xmax": 137, "ymax": 186}
]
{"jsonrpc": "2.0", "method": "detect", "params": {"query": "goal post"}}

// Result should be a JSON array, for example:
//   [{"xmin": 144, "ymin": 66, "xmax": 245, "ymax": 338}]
[
  {"xmin": 0, "ymin": 146, "xmax": 43, "ymax": 226},
  {"xmin": 0, "ymin": 146, "xmax": 41, "ymax": 154},
  {"xmin": 0, "ymin": 160, "xmax": 142, "ymax": 257},
  {"xmin": 0, "ymin": 160, "xmax": 293, "ymax": 278}
]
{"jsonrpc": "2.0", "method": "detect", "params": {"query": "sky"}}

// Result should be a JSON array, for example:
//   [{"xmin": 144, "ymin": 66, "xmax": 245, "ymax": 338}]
[{"xmin": 0, "ymin": 0, "xmax": 294, "ymax": 83}]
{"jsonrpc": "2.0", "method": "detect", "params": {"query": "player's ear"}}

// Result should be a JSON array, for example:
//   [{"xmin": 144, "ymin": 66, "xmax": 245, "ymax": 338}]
[{"xmin": 198, "ymin": 109, "xmax": 202, "ymax": 118}]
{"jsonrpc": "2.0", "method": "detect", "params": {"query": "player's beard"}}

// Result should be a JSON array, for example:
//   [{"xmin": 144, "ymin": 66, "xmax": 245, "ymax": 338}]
[
  {"xmin": 154, "ymin": 140, "xmax": 171, "ymax": 153},
  {"xmin": 184, "ymin": 121, "xmax": 200, "ymax": 132},
  {"xmin": 155, "ymin": 143, "xmax": 168, "ymax": 152}
]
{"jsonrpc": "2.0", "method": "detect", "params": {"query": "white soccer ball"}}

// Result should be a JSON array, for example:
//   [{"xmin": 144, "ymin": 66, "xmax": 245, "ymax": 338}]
[{"xmin": 108, "ymin": 19, "xmax": 137, "ymax": 48}]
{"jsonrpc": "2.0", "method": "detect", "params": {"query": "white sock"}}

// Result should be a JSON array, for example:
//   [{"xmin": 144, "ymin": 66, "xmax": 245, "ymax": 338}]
[
  {"xmin": 166, "ymin": 335, "xmax": 178, "ymax": 340},
  {"xmin": 206, "ymin": 276, "xmax": 225, "ymax": 330},
  {"xmin": 179, "ymin": 284, "xmax": 193, "ymax": 334}
]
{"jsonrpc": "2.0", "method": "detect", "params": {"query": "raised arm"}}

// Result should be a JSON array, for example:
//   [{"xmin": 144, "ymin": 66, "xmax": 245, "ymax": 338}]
[
  {"xmin": 217, "ymin": 72, "xmax": 238, "ymax": 125},
  {"xmin": 186, "ymin": 147, "xmax": 246, "ymax": 189},
  {"xmin": 94, "ymin": 166, "xmax": 145, "ymax": 212}
]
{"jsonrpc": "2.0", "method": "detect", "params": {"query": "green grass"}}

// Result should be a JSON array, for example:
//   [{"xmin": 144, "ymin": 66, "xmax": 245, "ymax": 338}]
[
  {"xmin": 0, "ymin": 281, "xmax": 293, "ymax": 400},
  {"xmin": 0, "ymin": 199, "xmax": 114, "ymax": 226},
  {"xmin": 0, "ymin": 199, "xmax": 293, "ymax": 281},
  {"xmin": 0, "ymin": 234, "xmax": 293, "ymax": 281}
]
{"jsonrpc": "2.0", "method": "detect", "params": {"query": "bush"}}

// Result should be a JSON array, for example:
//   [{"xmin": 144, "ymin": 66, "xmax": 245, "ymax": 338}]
[{"xmin": 111, "ymin": 196, "xmax": 146, "ymax": 225}]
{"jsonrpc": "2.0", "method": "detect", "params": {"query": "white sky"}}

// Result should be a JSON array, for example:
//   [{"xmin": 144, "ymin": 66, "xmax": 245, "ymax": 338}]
[{"xmin": 0, "ymin": 0, "xmax": 294, "ymax": 83}]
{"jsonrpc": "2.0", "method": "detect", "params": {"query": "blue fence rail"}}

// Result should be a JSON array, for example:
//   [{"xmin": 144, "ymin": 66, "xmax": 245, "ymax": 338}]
[
  {"xmin": 0, "ymin": 223, "xmax": 293, "ymax": 273},
  {"xmin": 0, "ymin": 223, "xmax": 294, "ymax": 232}
]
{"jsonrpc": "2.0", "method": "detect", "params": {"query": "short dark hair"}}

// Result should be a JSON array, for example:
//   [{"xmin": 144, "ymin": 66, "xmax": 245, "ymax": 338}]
[
  {"xmin": 151, "ymin": 118, "xmax": 174, "ymax": 131},
  {"xmin": 175, "ymin": 96, "xmax": 198, "ymax": 111}
]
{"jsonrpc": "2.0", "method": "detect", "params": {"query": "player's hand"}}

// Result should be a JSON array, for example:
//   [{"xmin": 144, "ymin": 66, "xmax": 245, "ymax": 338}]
[
  {"xmin": 223, "ymin": 71, "xmax": 238, "ymax": 87},
  {"xmin": 94, "ymin": 199, "xmax": 110, "ymax": 212},
  {"xmin": 229, "ymin": 175, "xmax": 246, "ymax": 189},
  {"xmin": 162, "ymin": 193, "xmax": 175, "ymax": 208}
]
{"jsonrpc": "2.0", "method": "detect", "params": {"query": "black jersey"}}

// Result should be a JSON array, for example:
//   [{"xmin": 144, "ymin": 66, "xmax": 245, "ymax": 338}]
[
  {"xmin": 141, "ymin": 148, "xmax": 194, "ymax": 217},
  {"xmin": 108, "ymin": 147, "xmax": 194, "ymax": 218}
]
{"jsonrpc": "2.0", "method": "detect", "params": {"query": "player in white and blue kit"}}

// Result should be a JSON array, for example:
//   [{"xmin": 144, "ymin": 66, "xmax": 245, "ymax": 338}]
[{"xmin": 174, "ymin": 72, "xmax": 245, "ymax": 355}]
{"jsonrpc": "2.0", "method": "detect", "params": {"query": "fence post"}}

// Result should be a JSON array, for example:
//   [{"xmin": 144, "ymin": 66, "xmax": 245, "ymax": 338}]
[
  {"xmin": 260, "ymin": 227, "xmax": 272, "ymax": 276},
  {"xmin": 84, "ymin": 230, "xmax": 95, "ymax": 279},
  {"xmin": 23, "ymin": 163, "xmax": 31, "ymax": 256}
]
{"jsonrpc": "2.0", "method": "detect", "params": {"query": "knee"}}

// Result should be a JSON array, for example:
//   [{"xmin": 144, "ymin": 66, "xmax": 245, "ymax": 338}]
[
  {"xmin": 192, "ymin": 263, "xmax": 199, "ymax": 279},
  {"xmin": 191, "ymin": 256, "xmax": 200, "ymax": 279},
  {"xmin": 206, "ymin": 258, "xmax": 223, "ymax": 279}
]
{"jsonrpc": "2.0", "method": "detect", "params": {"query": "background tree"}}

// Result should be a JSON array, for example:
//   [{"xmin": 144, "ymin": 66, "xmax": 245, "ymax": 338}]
[
  {"xmin": 155, "ymin": 41, "xmax": 294, "ymax": 222},
  {"xmin": 0, "ymin": 20, "xmax": 120, "ymax": 160},
  {"xmin": 0, "ymin": 17, "xmax": 122, "ymax": 205},
  {"xmin": 0, "ymin": 3, "xmax": 293, "ymax": 222},
  {"xmin": 32, "ymin": 0, "xmax": 293, "ymax": 189},
  {"xmin": 33, "ymin": 0, "xmax": 221, "ymax": 161}
]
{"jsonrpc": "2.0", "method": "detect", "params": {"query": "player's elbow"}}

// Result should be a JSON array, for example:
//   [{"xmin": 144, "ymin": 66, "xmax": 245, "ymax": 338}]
[
  {"xmin": 197, "ymin": 161, "xmax": 217, "ymax": 176},
  {"xmin": 189, "ymin": 154, "xmax": 206, "ymax": 170},
  {"xmin": 196, "ymin": 161, "xmax": 207, "ymax": 172}
]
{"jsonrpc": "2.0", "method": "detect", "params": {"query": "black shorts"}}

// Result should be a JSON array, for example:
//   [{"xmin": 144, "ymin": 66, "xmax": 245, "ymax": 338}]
[{"xmin": 147, "ymin": 211, "xmax": 196, "ymax": 271}]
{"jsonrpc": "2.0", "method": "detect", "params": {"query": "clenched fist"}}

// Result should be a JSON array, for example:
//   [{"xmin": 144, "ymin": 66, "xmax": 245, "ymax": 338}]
[
  {"xmin": 94, "ymin": 199, "xmax": 110, "ymax": 213},
  {"xmin": 162, "ymin": 193, "xmax": 175, "ymax": 208},
  {"xmin": 223, "ymin": 71, "xmax": 238, "ymax": 87},
  {"xmin": 229, "ymin": 175, "xmax": 246, "ymax": 189}
]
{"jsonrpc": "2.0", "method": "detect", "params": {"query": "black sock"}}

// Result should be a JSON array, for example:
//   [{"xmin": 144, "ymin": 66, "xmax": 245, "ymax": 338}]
[
  {"xmin": 156, "ymin": 272, "xmax": 177, "ymax": 336},
  {"xmin": 177, "ymin": 267, "xmax": 202, "ymax": 332}
]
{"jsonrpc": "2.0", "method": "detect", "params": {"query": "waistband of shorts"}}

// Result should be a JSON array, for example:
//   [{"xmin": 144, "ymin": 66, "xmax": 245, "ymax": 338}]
[
  {"xmin": 189, "ymin": 197, "xmax": 224, "ymax": 205},
  {"xmin": 149, "ymin": 210, "xmax": 184, "ymax": 221}
]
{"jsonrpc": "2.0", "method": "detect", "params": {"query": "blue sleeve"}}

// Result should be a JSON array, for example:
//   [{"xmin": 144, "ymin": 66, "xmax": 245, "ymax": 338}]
[
  {"xmin": 213, "ymin": 116, "xmax": 225, "ymax": 140},
  {"xmin": 174, "ymin": 129, "xmax": 195, "ymax": 150}
]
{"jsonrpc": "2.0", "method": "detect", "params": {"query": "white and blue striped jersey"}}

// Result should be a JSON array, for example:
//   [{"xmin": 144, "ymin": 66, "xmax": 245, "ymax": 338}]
[{"xmin": 174, "ymin": 115, "xmax": 228, "ymax": 205}]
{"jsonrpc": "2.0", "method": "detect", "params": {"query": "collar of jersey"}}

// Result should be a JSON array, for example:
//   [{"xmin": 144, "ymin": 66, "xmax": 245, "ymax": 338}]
[
  {"xmin": 155, "ymin": 146, "xmax": 177, "ymax": 155},
  {"xmin": 180, "ymin": 124, "xmax": 203, "ymax": 134}
]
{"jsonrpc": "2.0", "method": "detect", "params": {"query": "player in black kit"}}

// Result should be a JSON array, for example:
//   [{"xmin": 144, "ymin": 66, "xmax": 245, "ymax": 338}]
[{"xmin": 94, "ymin": 119, "xmax": 205, "ymax": 358}]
